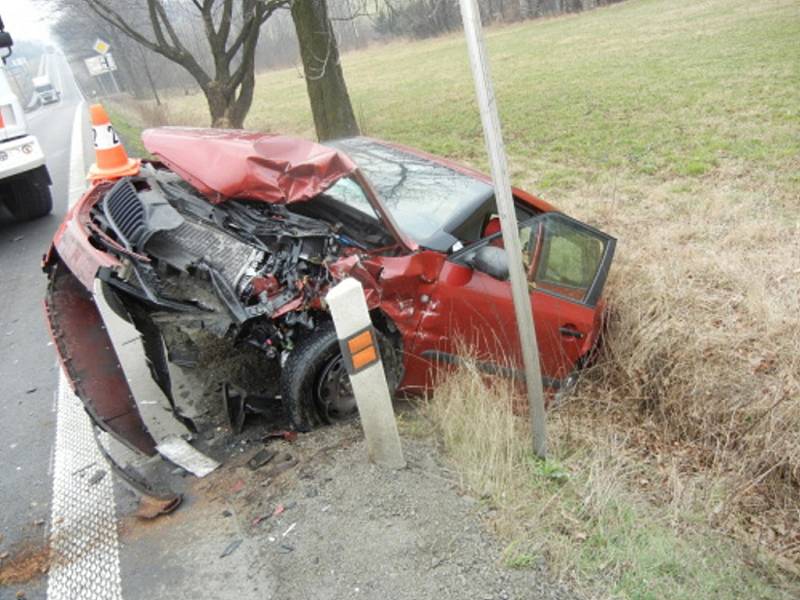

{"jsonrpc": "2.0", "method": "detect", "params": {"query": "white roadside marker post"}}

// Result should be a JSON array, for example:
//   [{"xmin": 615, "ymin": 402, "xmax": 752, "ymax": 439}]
[
  {"xmin": 458, "ymin": 0, "xmax": 547, "ymax": 457},
  {"xmin": 326, "ymin": 277, "xmax": 406, "ymax": 469}
]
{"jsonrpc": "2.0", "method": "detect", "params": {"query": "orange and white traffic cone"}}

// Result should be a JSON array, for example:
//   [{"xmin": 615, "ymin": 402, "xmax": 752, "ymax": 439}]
[{"xmin": 87, "ymin": 103, "xmax": 140, "ymax": 181}]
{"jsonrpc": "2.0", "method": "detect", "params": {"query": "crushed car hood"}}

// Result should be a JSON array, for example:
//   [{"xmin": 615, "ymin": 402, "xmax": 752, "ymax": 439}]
[{"xmin": 142, "ymin": 127, "xmax": 357, "ymax": 204}]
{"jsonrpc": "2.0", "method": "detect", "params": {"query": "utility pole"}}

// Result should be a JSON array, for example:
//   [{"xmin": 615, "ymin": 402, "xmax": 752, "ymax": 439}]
[
  {"xmin": 102, "ymin": 55, "xmax": 121, "ymax": 94},
  {"xmin": 457, "ymin": 0, "xmax": 547, "ymax": 457}
]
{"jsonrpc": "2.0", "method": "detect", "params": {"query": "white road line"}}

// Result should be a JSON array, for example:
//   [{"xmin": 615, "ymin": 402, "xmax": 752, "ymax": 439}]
[{"xmin": 47, "ymin": 102, "xmax": 124, "ymax": 600}]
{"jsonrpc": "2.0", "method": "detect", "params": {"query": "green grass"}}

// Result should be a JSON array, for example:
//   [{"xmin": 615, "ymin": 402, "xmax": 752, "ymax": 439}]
[
  {"xmin": 159, "ymin": 0, "xmax": 799, "ymax": 202},
  {"xmin": 525, "ymin": 459, "xmax": 788, "ymax": 600},
  {"xmin": 107, "ymin": 105, "xmax": 147, "ymax": 157}
]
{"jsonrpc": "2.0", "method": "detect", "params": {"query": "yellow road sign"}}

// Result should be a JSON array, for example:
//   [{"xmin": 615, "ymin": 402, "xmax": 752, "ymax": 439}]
[{"xmin": 93, "ymin": 39, "xmax": 110, "ymax": 55}]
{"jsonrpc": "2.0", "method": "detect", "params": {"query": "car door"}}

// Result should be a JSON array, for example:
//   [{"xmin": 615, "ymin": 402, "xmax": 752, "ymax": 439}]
[{"xmin": 414, "ymin": 212, "xmax": 615, "ymax": 388}]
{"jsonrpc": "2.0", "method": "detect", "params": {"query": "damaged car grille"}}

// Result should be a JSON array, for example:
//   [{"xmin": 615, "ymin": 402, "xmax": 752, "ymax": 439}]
[
  {"xmin": 103, "ymin": 179, "xmax": 149, "ymax": 249},
  {"xmin": 146, "ymin": 220, "xmax": 263, "ymax": 290},
  {"xmin": 86, "ymin": 168, "xmax": 358, "ymax": 353}
]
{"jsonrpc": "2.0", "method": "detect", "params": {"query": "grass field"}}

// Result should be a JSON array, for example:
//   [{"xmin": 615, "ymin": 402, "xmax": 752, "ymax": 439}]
[
  {"xmin": 113, "ymin": 0, "xmax": 800, "ymax": 596},
  {"xmin": 133, "ymin": 0, "xmax": 799, "ymax": 202}
]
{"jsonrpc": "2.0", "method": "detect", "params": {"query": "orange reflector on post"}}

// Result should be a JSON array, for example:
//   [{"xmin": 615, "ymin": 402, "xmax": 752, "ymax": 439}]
[
  {"xmin": 340, "ymin": 325, "xmax": 380, "ymax": 374},
  {"xmin": 347, "ymin": 330, "xmax": 374, "ymax": 354},
  {"xmin": 352, "ymin": 346, "xmax": 378, "ymax": 370}
]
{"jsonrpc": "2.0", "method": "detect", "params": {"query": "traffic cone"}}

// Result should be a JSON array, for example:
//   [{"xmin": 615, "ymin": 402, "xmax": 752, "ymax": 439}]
[{"xmin": 87, "ymin": 104, "xmax": 140, "ymax": 181}]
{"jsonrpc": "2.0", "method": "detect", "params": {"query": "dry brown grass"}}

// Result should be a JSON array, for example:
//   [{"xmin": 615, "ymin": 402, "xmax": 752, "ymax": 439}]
[
  {"xmin": 549, "ymin": 169, "xmax": 800, "ymax": 565},
  {"xmin": 124, "ymin": 98, "xmax": 172, "ymax": 128},
  {"xmin": 425, "ymin": 157, "xmax": 800, "ymax": 594},
  {"xmin": 425, "ymin": 351, "xmax": 798, "ymax": 597}
]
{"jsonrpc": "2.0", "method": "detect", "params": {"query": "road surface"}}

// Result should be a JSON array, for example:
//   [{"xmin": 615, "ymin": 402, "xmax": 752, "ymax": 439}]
[{"xmin": 0, "ymin": 50, "xmax": 92, "ymax": 599}]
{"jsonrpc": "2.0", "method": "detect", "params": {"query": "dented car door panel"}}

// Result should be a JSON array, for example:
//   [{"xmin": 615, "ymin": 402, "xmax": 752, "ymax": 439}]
[{"xmin": 416, "ymin": 213, "xmax": 615, "ymax": 387}]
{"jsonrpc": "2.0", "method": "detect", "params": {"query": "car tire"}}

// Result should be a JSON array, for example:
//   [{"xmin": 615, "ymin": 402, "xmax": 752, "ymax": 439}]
[
  {"xmin": 5, "ymin": 166, "xmax": 53, "ymax": 220},
  {"xmin": 281, "ymin": 319, "xmax": 401, "ymax": 432}
]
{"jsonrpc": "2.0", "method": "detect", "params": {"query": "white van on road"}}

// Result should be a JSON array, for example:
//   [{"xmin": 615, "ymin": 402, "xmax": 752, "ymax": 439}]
[
  {"xmin": 33, "ymin": 75, "xmax": 60, "ymax": 105},
  {"xmin": 0, "ymin": 19, "xmax": 53, "ymax": 220}
]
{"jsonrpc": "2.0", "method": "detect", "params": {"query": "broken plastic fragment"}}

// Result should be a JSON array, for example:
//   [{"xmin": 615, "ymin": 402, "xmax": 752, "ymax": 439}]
[{"xmin": 156, "ymin": 435, "xmax": 220, "ymax": 477}]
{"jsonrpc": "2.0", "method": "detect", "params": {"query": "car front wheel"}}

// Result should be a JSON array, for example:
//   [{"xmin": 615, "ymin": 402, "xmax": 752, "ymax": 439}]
[{"xmin": 280, "ymin": 319, "xmax": 400, "ymax": 431}]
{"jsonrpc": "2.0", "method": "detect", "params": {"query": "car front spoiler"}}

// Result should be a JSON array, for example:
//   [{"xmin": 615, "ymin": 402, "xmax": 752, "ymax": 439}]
[{"xmin": 45, "ymin": 259, "xmax": 180, "ymax": 503}]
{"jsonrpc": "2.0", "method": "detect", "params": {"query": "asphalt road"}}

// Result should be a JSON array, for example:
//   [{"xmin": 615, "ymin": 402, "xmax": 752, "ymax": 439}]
[{"xmin": 0, "ymin": 51, "xmax": 91, "ymax": 558}]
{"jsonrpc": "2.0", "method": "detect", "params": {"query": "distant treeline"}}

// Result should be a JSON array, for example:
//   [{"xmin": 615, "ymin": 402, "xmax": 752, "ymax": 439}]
[
  {"xmin": 49, "ymin": 0, "xmax": 626, "ymax": 102},
  {"xmin": 374, "ymin": 0, "xmax": 627, "ymax": 39}
]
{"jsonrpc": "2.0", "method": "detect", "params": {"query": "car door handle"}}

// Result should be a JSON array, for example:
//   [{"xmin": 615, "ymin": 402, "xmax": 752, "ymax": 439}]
[{"xmin": 559, "ymin": 326, "xmax": 584, "ymax": 339}]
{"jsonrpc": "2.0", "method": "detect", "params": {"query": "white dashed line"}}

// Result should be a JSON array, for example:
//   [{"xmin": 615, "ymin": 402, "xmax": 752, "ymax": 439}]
[{"xmin": 47, "ymin": 100, "xmax": 124, "ymax": 600}]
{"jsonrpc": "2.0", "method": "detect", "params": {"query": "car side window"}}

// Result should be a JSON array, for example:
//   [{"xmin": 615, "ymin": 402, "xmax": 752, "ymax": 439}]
[
  {"xmin": 457, "ymin": 213, "xmax": 611, "ymax": 305},
  {"xmin": 532, "ymin": 216, "xmax": 607, "ymax": 302}
]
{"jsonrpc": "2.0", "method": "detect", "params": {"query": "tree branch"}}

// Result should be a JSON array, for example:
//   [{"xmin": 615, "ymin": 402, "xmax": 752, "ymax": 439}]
[
  {"xmin": 153, "ymin": 0, "xmax": 187, "ymax": 51},
  {"xmin": 84, "ymin": 0, "xmax": 211, "ymax": 88},
  {"xmin": 217, "ymin": 0, "xmax": 234, "ymax": 43},
  {"xmin": 85, "ymin": 0, "xmax": 164, "ymax": 55},
  {"xmin": 146, "ymin": 0, "xmax": 170, "ymax": 49}
]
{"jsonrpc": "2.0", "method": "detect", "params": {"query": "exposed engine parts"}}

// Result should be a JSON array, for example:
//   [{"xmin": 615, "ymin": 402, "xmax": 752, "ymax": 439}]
[{"xmin": 88, "ymin": 165, "xmax": 381, "ymax": 359}]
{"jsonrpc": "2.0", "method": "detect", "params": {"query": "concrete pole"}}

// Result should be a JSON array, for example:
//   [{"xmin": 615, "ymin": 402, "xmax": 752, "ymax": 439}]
[
  {"xmin": 458, "ymin": 0, "xmax": 547, "ymax": 457},
  {"xmin": 326, "ymin": 278, "xmax": 405, "ymax": 469}
]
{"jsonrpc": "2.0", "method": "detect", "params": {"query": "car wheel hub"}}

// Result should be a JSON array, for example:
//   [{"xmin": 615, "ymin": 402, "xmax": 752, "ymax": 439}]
[{"xmin": 316, "ymin": 355, "xmax": 356, "ymax": 421}]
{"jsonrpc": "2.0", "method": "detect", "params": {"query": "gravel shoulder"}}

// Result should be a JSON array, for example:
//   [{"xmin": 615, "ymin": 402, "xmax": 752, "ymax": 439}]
[{"xmin": 161, "ymin": 421, "xmax": 578, "ymax": 600}]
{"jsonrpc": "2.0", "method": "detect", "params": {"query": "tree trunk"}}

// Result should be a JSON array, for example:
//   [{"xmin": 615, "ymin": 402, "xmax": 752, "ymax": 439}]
[
  {"xmin": 204, "ymin": 84, "xmax": 231, "ymax": 127},
  {"xmin": 203, "ymin": 75, "xmax": 254, "ymax": 129},
  {"xmin": 291, "ymin": 0, "xmax": 360, "ymax": 141}
]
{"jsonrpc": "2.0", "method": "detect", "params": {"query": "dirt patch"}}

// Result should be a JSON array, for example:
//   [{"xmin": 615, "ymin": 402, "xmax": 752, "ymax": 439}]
[
  {"xmin": 0, "ymin": 541, "xmax": 51, "ymax": 586},
  {"xmin": 116, "ymin": 418, "xmax": 575, "ymax": 598},
  {"xmin": 210, "ymin": 422, "xmax": 577, "ymax": 600}
]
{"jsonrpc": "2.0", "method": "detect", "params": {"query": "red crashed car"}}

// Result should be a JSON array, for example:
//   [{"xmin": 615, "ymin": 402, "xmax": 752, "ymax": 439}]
[{"xmin": 44, "ymin": 129, "xmax": 614, "ymax": 490}]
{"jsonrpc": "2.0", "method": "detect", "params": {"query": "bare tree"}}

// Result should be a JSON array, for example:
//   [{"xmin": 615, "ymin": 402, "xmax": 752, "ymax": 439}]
[
  {"xmin": 291, "ymin": 0, "xmax": 360, "ymax": 140},
  {"xmin": 74, "ymin": 0, "xmax": 288, "ymax": 127}
]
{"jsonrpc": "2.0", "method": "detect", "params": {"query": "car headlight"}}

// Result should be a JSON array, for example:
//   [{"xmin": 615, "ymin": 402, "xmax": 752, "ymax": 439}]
[
  {"xmin": 0, "ymin": 151, "xmax": 7, "ymax": 161},
  {"xmin": 21, "ymin": 144, "xmax": 33, "ymax": 154}
]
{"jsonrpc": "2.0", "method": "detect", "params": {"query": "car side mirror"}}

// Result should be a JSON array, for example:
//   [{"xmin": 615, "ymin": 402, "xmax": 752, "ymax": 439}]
[
  {"xmin": 471, "ymin": 245, "xmax": 509, "ymax": 280},
  {"xmin": 0, "ymin": 32, "xmax": 13, "ymax": 50}
]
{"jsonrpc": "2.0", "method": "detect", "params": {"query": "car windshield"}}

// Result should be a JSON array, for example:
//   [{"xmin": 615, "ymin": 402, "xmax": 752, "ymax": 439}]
[
  {"xmin": 36, "ymin": 85, "xmax": 53, "ymax": 92},
  {"xmin": 330, "ymin": 138, "xmax": 492, "ymax": 245}
]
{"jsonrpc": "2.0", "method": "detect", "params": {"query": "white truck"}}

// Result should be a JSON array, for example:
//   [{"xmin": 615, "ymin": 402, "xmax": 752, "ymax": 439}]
[
  {"xmin": 32, "ymin": 74, "xmax": 60, "ymax": 105},
  {"xmin": 0, "ymin": 18, "xmax": 52, "ymax": 220}
]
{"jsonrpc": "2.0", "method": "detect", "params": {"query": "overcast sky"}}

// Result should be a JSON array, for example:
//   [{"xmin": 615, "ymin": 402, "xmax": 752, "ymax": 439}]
[{"xmin": 2, "ymin": 0, "xmax": 53, "ymax": 42}]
